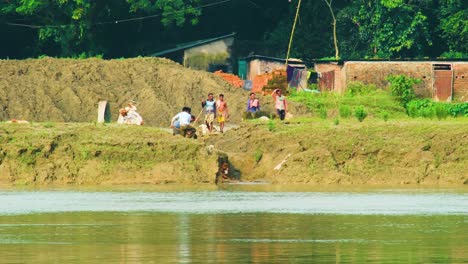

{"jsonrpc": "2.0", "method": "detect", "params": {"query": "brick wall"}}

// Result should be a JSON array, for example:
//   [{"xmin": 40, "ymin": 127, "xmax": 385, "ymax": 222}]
[
  {"xmin": 344, "ymin": 62, "xmax": 433, "ymax": 97},
  {"xmin": 453, "ymin": 63, "xmax": 468, "ymax": 102},
  {"xmin": 314, "ymin": 61, "xmax": 468, "ymax": 101}
]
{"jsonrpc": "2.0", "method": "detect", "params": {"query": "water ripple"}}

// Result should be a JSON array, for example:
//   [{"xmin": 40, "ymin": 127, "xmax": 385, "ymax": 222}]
[{"xmin": 0, "ymin": 191, "xmax": 466, "ymax": 215}]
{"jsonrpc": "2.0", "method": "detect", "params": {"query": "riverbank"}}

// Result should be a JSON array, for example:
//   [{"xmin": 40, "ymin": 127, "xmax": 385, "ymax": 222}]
[{"xmin": 1, "ymin": 119, "xmax": 466, "ymax": 186}]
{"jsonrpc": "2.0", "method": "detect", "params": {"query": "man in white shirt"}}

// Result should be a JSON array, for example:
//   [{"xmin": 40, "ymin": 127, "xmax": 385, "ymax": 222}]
[{"xmin": 171, "ymin": 107, "xmax": 197, "ymax": 138}]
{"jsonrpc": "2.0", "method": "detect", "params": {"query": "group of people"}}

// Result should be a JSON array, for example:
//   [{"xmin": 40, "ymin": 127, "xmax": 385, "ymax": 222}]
[
  {"xmin": 118, "ymin": 89, "xmax": 288, "ymax": 139},
  {"xmin": 170, "ymin": 93, "xmax": 230, "ymax": 139},
  {"xmin": 201, "ymin": 93, "xmax": 229, "ymax": 134},
  {"xmin": 246, "ymin": 89, "xmax": 287, "ymax": 120}
]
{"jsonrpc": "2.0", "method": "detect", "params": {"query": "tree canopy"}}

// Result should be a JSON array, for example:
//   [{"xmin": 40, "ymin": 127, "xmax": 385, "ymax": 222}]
[{"xmin": 1, "ymin": 0, "xmax": 467, "ymax": 60}]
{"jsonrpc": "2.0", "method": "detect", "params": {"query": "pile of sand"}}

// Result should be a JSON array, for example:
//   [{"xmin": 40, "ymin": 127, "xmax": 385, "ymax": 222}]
[{"xmin": 0, "ymin": 57, "xmax": 308, "ymax": 126}]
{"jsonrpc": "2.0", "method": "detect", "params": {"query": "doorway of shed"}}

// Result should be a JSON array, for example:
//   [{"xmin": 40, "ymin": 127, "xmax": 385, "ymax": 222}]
[{"xmin": 432, "ymin": 64, "xmax": 453, "ymax": 102}]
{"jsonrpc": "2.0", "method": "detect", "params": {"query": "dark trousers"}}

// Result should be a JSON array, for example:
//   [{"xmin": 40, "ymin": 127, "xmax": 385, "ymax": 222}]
[
  {"xmin": 180, "ymin": 125, "xmax": 196, "ymax": 137},
  {"xmin": 277, "ymin": 109, "xmax": 286, "ymax": 120}
]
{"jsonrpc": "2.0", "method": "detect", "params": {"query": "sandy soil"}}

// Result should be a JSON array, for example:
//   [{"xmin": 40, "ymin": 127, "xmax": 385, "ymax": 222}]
[{"xmin": 0, "ymin": 57, "xmax": 308, "ymax": 126}]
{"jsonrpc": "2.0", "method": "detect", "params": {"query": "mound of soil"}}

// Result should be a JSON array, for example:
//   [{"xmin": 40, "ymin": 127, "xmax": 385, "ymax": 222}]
[{"xmin": 0, "ymin": 57, "xmax": 308, "ymax": 126}]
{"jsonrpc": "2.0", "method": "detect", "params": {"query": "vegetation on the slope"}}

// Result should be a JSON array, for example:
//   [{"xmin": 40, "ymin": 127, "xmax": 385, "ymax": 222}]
[
  {"xmin": 290, "ymin": 76, "xmax": 468, "ymax": 121},
  {"xmin": 1, "ymin": 119, "xmax": 467, "ymax": 186},
  {"xmin": 289, "ymin": 82, "xmax": 407, "ymax": 121}
]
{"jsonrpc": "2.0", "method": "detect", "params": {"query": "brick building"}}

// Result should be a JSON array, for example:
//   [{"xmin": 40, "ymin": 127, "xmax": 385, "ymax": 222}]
[{"xmin": 315, "ymin": 60, "xmax": 468, "ymax": 102}]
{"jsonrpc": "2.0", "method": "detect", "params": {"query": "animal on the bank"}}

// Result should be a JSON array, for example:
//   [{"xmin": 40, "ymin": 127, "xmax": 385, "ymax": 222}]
[{"xmin": 199, "ymin": 124, "xmax": 221, "ymax": 136}]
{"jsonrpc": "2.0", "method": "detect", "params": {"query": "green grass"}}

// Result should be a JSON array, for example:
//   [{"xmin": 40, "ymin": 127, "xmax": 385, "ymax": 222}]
[
  {"xmin": 289, "ymin": 89, "xmax": 407, "ymax": 120},
  {"xmin": 253, "ymin": 149, "xmax": 263, "ymax": 163}
]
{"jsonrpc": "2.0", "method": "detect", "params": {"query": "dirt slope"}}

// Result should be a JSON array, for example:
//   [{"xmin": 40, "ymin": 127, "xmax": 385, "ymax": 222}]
[
  {"xmin": 0, "ymin": 57, "xmax": 308, "ymax": 126},
  {"xmin": 0, "ymin": 121, "xmax": 466, "ymax": 186}
]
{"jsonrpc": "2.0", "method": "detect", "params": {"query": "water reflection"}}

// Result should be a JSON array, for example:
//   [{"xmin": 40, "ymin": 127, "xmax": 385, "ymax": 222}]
[
  {"xmin": 0, "ymin": 188, "xmax": 466, "ymax": 263},
  {"xmin": 0, "ymin": 212, "xmax": 466, "ymax": 263}
]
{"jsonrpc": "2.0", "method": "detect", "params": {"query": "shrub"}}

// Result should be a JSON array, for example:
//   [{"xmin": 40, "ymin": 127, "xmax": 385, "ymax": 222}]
[
  {"xmin": 448, "ymin": 103, "xmax": 468, "ymax": 117},
  {"xmin": 43, "ymin": 122, "xmax": 55, "ymax": 128},
  {"xmin": 267, "ymin": 119, "xmax": 276, "ymax": 132},
  {"xmin": 333, "ymin": 118, "xmax": 340, "ymax": 126},
  {"xmin": 421, "ymin": 106, "xmax": 436, "ymax": 119},
  {"xmin": 354, "ymin": 105, "xmax": 368, "ymax": 122},
  {"xmin": 407, "ymin": 99, "xmax": 431, "ymax": 117},
  {"xmin": 253, "ymin": 149, "xmax": 263, "ymax": 163},
  {"xmin": 386, "ymin": 75, "xmax": 421, "ymax": 108},
  {"xmin": 346, "ymin": 81, "xmax": 377, "ymax": 96},
  {"xmin": 406, "ymin": 99, "xmax": 456, "ymax": 119},
  {"xmin": 319, "ymin": 107, "xmax": 328, "ymax": 119},
  {"xmin": 434, "ymin": 104, "xmax": 449, "ymax": 120},
  {"xmin": 339, "ymin": 105, "xmax": 351, "ymax": 118},
  {"xmin": 380, "ymin": 111, "xmax": 390, "ymax": 121}
]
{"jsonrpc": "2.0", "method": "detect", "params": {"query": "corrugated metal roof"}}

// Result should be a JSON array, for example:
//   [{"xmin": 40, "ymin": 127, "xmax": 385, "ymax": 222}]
[
  {"xmin": 243, "ymin": 55, "xmax": 304, "ymax": 65},
  {"xmin": 151, "ymin": 33, "xmax": 236, "ymax": 56}
]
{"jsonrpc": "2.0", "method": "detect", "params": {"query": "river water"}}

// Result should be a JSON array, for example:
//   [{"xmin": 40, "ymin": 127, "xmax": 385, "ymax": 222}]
[{"xmin": 0, "ymin": 186, "xmax": 466, "ymax": 263}]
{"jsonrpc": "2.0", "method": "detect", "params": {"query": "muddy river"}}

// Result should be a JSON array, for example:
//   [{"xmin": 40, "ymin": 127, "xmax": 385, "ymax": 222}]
[{"xmin": 0, "ymin": 185, "xmax": 466, "ymax": 263}]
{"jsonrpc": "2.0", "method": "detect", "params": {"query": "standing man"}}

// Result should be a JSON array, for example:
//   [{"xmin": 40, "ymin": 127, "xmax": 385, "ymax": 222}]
[
  {"xmin": 272, "ymin": 89, "xmax": 287, "ymax": 120},
  {"xmin": 216, "ymin": 94, "xmax": 229, "ymax": 133},
  {"xmin": 201, "ymin": 93, "xmax": 216, "ymax": 133}
]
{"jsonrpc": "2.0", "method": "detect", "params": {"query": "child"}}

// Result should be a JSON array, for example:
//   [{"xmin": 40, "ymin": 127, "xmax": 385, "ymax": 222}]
[{"xmin": 216, "ymin": 94, "xmax": 229, "ymax": 133}]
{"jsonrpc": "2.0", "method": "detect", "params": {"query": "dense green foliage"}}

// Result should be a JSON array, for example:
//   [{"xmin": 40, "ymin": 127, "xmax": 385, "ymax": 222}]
[
  {"xmin": 1, "ymin": 0, "xmax": 467, "ymax": 60},
  {"xmin": 386, "ymin": 75, "xmax": 420, "ymax": 108},
  {"xmin": 407, "ymin": 99, "xmax": 468, "ymax": 119}
]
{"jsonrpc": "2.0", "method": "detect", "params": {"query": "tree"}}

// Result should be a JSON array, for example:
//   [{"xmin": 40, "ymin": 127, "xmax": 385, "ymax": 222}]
[
  {"xmin": 438, "ymin": 0, "xmax": 468, "ymax": 54},
  {"xmin": 322, "ymin": 0, "xmax": 339, "ymax": 59},
  {"xmin": 263, "ymin": 1, "xmax": 338, "ymax": 62},
  {"xmin": 0, "ymin": 0, "xmax": 203, "ymax": 57},
  {"xmin": 126, "ymin": 0, "xmax": 201, "ymax": 26},
  {"xmin": 338, "ymin": 0, "xmax": 432, "ymax": 58}
]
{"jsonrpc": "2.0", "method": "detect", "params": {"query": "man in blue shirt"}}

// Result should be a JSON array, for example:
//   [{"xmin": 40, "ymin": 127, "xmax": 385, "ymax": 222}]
[
  {"xmin": 201, "ymin": 93, "xmax": 216, "ymax": 133},
  {"xmin": 171, "ymin": 107, "xmax": 197, "ymax": 138}
]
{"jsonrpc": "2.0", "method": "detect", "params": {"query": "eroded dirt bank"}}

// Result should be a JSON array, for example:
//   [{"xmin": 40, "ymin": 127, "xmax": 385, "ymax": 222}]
[{"xmin": 0, "ymin": 121, "xmax": 466, "ymax": 186}]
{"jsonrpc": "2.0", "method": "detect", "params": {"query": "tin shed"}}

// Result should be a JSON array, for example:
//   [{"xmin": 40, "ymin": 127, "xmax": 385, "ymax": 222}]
[{"xmin": 152, "ymin": 33, "xmax": 236, "ymax": 72}]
